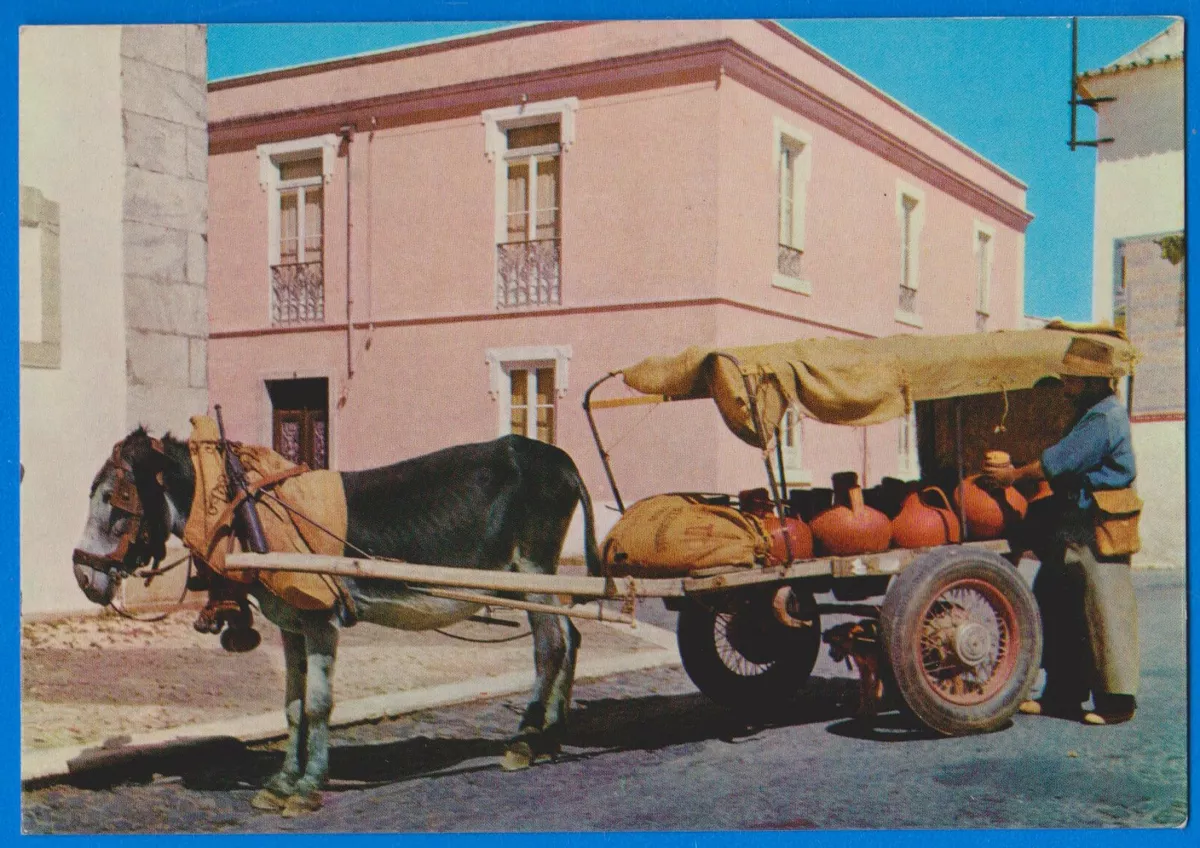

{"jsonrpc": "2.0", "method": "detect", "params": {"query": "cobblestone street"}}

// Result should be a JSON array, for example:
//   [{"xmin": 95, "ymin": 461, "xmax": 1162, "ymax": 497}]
[{"xmin": 23, "ymin": 569, "xmax": 1188, "ymax": 832}]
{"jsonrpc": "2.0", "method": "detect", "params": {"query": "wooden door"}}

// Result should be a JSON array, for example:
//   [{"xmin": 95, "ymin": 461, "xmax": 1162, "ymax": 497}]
[{"xmin": 267, "ymin": 378, "xmax": 329, "ymax": 469}]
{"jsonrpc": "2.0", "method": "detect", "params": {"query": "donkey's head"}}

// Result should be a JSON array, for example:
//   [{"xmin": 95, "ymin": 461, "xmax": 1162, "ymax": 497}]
[{"xmin": 72, "ymin": 428, "xmax": 174, "ymax": 606}]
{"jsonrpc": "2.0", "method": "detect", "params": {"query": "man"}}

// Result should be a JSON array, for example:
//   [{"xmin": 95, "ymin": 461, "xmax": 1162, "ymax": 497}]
[{"xmin": 986, "ymin": 336, "xmax": 1139, "ymax": 726}]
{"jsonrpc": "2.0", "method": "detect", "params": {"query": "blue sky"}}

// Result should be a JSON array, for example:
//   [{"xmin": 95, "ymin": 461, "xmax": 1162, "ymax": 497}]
[{"xmin": 209, "ymin": 17, "xmax": 1175, "ymax": 322}]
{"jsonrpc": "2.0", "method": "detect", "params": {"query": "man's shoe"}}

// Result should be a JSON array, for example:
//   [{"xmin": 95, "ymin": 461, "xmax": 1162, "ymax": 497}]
[
  {"xmin": 1084, "ymin": 693, "xmax": 1136, "ymax": 725},
  {"xmin": 1019, "ymin": 699, "xmax": 1082, "ymax": 719}
]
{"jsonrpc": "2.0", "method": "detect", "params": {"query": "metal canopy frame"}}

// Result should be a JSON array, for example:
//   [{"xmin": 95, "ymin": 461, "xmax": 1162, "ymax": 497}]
[
  {"xmin": 1069, "ymin": 17, "xmax": 1116, "ymax": 151},
  {"xmin": 583, "ymin": 354, "xmax": 974, "ymax": 546}
]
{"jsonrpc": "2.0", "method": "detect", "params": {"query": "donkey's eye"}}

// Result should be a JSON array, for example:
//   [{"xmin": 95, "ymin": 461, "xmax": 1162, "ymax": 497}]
[{"xmin": 101, "ymin": 493, "xmax": 112, "ymax": 504}]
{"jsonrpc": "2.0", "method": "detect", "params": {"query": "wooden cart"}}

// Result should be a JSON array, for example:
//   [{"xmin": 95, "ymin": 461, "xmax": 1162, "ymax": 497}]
[{"xmin": 232, "ymin": 324, "xmax": 1139, "ymax": 737}]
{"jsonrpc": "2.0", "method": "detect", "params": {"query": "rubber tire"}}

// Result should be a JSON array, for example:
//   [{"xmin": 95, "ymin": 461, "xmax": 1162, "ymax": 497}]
[
  {"xmin": 676, "ymin": 588, "xmax": 820, "ymax": 713},
  {"xmin": 880, "ymin": 547, "xmax": 1042, "ymax": 736}
]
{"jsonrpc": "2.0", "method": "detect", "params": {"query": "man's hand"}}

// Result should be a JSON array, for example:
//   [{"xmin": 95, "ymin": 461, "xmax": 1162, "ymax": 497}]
[
  {"xmin": 982, "ymin": 460, "xmax": 1044, "ymax": 489},
  {"xmin": 983, "ymin": 466, "xmax": 1019, "ymax": 488}
]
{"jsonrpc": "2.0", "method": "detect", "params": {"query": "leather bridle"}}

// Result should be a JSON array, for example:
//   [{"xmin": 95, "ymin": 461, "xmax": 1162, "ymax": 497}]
[{"xmin": 72, "ymin": 437, "xmax": 168, "ymax": 576}]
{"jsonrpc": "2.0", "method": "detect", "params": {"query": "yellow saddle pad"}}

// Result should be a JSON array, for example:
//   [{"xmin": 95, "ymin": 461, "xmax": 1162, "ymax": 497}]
[{"xmin": 182, "ymin": 415, "xmax": 348, "ymax": 610}]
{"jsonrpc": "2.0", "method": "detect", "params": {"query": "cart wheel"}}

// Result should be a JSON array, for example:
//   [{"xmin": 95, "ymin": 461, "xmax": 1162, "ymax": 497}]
[
  {"xmin": 880, "ymin": 547, "xmax": 1041, "ymax": 736},
  {"xmin": 677, "ymin": 587, "xmax": 820, "ymax": 712}
]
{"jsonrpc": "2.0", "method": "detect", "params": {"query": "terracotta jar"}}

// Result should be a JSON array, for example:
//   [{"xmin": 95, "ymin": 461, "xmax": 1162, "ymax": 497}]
[
  {"xmin": 810, "ymin": 472, "xmax": 892, "ymax": 556},
  {"xmin": 891, "ymin": 485, "xmax": 962, "ymax": 549},
  {"xmin": 760, "ymin": 514, "xmax": 814, "ymax": 563},
  {"xmin": 954, "ymin": 453, "xmax": 1028, "ymax": 539},
  {"xmin": 982, "ymin": 450, "xmax": 1015, "ymax": 474}
]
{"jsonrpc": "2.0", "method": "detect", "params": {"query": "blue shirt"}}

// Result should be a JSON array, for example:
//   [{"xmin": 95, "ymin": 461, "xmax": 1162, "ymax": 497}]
[{"xmin": 1041, "ymin": 394, "xmax": 1136, "ymax": 509}]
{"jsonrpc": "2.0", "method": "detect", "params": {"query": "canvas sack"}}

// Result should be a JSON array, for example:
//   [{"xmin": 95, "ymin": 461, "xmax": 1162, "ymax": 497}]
[{"xmin": 601, "ymin": 494, "xmax": 771, "ymax": 577}]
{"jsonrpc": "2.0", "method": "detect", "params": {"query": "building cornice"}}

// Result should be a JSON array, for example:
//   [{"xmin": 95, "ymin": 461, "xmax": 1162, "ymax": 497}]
[
  {"xmin": 209, "ymin": 40, "xmax": 730, "ymax": 148},
  {"xmin": 210, "ymin": 39, "xmax": 1032, "ymax": 232},
  {"xmin": 1081, "ymin": 52, "xmax": 1183, "ymax": 80},
  {"xmin": 1075, "ymin": 53, "xmax": 1183, "ymax": 101}
]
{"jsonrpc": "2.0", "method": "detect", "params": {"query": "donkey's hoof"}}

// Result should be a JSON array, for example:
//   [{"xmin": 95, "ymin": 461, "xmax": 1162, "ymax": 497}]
[
  {"xmin": 281, "ymin": 792, "xmax": 324, "ymax": 817},
  {"xmin": 501, "ymin": 740, "xmax": 534, "ymax": 771},
  {"xmin": 250, "ymin": 787, "xmax": 289, "ymax": 812}
]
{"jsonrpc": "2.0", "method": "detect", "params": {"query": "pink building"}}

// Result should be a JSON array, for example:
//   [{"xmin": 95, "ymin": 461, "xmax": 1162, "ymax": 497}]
[{"xmin": 207, "ymin": 20, "xmax": 1031, "ymax": 536}]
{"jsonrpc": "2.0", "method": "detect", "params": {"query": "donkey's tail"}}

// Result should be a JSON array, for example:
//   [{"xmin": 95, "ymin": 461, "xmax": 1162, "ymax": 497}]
[{"xmin": 568, "ymin": 464, "xmax": 605, "ymax": 578}]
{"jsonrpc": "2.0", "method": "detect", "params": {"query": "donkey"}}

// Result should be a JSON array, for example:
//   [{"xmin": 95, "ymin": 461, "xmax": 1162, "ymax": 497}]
[{"xmin": 72, "ymin": 428, "xmax": 601, "ymax": 815}]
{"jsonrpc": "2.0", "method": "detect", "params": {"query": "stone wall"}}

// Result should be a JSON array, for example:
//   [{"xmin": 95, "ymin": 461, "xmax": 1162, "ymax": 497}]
[{"xmin": 121, "ymin": 25, "xmax": 209, "ymax": 435}]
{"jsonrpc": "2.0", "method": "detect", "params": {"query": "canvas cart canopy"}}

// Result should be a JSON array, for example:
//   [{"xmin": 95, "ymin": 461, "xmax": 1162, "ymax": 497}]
[{"xmin": 614, "ymin": 322, "xmax": 1137, "ymax": 446}]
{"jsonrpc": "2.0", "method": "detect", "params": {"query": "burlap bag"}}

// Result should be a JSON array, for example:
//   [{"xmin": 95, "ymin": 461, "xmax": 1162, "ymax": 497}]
[
  {"xmin": 601, "ymin": 494, "xmax": 772, "ymax": 577},
  {"xmin": 182, "ymin": 415, "xmax": 348, "ymax": 610}
]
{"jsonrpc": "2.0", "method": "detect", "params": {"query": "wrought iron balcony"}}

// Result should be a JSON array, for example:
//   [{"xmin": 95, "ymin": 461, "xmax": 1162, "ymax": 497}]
[
  {"xmin": 271, "ymin": 261, "xmax": 325, "ymax": 325},
  {"xmin": 496, "ymin": 239, "xmax": 561, "ymax": 308},
  {"xmin": 899, "ymin": 284, "xmax": 918, "ymax": 313}
]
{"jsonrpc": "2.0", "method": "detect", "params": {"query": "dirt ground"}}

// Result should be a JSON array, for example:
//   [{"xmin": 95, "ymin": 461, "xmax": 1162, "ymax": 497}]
[{"xmin": 21, "ymin": 604, "xmax": 662, "ymax": 752}]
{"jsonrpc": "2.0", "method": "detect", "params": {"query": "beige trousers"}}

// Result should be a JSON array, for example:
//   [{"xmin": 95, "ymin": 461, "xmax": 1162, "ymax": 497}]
[{"xmin": 1063, "ymin": 541, "xmax": 1140, "ymax": 696}]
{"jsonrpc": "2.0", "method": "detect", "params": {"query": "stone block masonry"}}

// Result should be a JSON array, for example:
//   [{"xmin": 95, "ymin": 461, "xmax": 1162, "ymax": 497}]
[{"xmin": 120, "ymin": 25, "xmax": 208, "ymax": 435}]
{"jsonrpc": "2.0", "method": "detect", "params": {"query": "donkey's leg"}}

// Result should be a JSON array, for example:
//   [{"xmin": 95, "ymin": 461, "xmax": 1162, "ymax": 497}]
[
  {"xmin": 282, "ymin": 618, "xmax": 338, "ymax": 816},
  {"xmin": 550, "ymin": 616, "xmax": 582, "ymax": 729},
  {"xmin": 252, "ymin": 629, "xmax": 307, "ymax": 811},
  {"xmin": 530, "ymin": 604, "xmax": 581, "ymax": 738},
  {"xmin": 503, "ymin": 598, "xmax": 579, "ymax": 771}
]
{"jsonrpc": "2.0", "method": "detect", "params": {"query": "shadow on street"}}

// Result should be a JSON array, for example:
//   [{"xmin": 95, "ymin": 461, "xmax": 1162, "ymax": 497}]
[{"xmin": 58, "ymin": 673, "xmax": 958, "ymax": 793}]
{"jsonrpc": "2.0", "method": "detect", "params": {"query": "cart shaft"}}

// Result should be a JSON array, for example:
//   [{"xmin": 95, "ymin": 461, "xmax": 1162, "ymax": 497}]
[{"xmin": 226, "ymin": 540, "xmax": 1010, "ymax": 602}]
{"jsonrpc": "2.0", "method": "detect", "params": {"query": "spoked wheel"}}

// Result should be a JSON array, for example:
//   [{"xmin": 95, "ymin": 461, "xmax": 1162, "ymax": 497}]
[
  {"xmin": 677, "ymin": 586, "xmax": 820, "ymax": 712},
  {"xmin": 881, "ymin": 548, "xmax": 1042, "ymax": 735}
]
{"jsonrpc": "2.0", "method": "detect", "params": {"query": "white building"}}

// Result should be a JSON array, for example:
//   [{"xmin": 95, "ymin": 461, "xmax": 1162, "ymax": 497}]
[
  {"xmin": 20, "ymin": 27, "xmax": 209, "ymax": 615},
  {"xmin": 1077, "ymin": 20, "xmax": 1185, "ymax": 568}
]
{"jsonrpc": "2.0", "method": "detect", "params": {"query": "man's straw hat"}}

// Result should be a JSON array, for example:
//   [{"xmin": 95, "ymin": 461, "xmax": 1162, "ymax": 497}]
[{"xmin": 1059, "ymin": 336, "xmax": 1119, "ymax": 378}]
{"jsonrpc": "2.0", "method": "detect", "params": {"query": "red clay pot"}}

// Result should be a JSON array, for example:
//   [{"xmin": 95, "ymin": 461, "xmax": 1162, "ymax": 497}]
[
  {"xmin": 891, "ymin": 485, "xmax": 961, "ymax": 549},
  {"xmin": 760, "ymin": 514, "xmax": 814, "ymax": 563},
  {"xmin": 954, "ymin": 475, "xmax": 1028, "ymax": 539},
  {"xmin": 810, "ymin": 472, "xmax": 892, "ymax": 556}
]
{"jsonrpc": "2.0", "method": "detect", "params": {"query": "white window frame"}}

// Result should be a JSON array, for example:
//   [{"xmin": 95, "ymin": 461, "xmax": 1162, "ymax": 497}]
[
  {"xmin": 257, "ymin": 135, "xmax": 339, "ymax": 321},
  {"xmin": 974, "ymin": 220, "xmax": 996, "ymax": 321},
  {"xmin": 895, "ymin": 179, "xmax": 926, "ymax": 328},
  {"xmin": 485, "ymin": 345, "xmax": 572, "ymax": 440},
  {"xmin": 483, "ymin": 99, "xmax": 578, "ymax": 246},
  {"xmin": 773, "ymin": 406, "xmax": 813, "ymax": 486},
  {"xmin": 276, "ymin": 169, "xmax": 324, "ymax": 266},
  {"xmin": 257, "ymin": 135, "xmax": 339, "ymax": 192},
  {"xmin": 19, "ymin": 186, "xmax": 61, "ymax": 369},
  {"xmin": 505, "ymin": 366, "xmax": 557, "ymax": 442},
  {"xmin": 772, "ymin": 118, "xmax": 813, "ymax": 296},
  {"xmin": 501, "ymin": 136, "xmax": 560, "ymax": 245},
  {"xmin": 896, "ymin": 405, "xmax": 920, "ymax": 480}
]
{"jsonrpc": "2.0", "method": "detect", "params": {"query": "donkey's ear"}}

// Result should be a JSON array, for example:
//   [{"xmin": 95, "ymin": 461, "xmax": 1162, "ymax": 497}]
[{"xmin": 122, "ymin": 426, "xmax": 150, "ymax": 454}]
